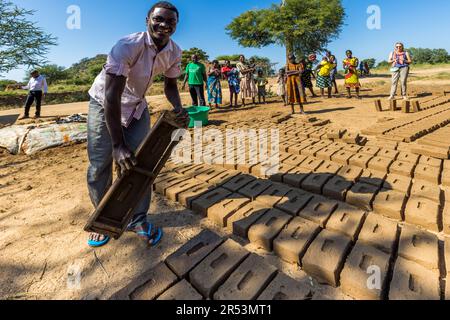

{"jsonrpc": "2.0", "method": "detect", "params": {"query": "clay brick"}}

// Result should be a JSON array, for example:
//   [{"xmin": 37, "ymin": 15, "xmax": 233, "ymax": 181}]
[
  {"xmin": 298, "ymin": 195, "xmax": 338, "ymax": 227},
  {"xmin": 248, "ymin": 208, "xmax": 292, "ymax": 251},
  {"xmin": 195, "ymin": 167, "xmax": 226, "ymax": 183},
  {"xmin": 358, "ymin": 214, "xmax": 399, "ymax": 253},
  {"xmin": 389, "ymin": 257, "xmax": 440, "ymax": 300},
  {"xmin": 208, "ymin": 194, "xmax": 251, "ymax": 227},
  {"xmin": 338, "ymin": 165, "xmax": 363, "ymax": 182},
  {"xmin": 411, "ymin": 181, "xmax": 442, "ymax": 203},
  {"xmin": 180, "ymin": 164, "xmax": 211, "ymax": 178},
  {"xmin": 177, "ymin": 184, "xmax": 216, "ymax": 208},
  {"xmin": 315, "ymin": 160, "xmax": 342, "ymax": 174},
  {"xmin": 358, "ymin": 170, "xmax": 386, "ymax": 188},
  {"xmin": 165, "ymin": 179, "xmax": 204, "ymax": 202},
  {"xmin": 237, "ymin": 179, "xmax": 273, "ymax": 200},
  {"xmin": 275, "ymin": 189, "xmax": 313, "ymax": 216},
  {"xmin": 377, "ymin": 148, "xmax": 399, "ymax": 160},
  {"xmin": 414, "ymin": 164, "xmax": 441, "ymax": 185},
  {"xmin": 191, "ymin": 188, "xmax": 233, "ymax": 216},
  {"xmin": 349, "ymin": 153, "xmax": 373, "ymax": 168},
  {"xmin": 326, "ymin": 128, "xmax": 347, "ymax": 140},
  {"xmin": 419, "ymin": 156, "xmax": 443, "ymax": 168},
  {"xmin": 301, "ymin": 173, "xmax": 334, "ymax": 194},
  {"xmin": 282, "ymin": 154, "xmax": 308, "ymax": 166},
  {"xmin": 257, "ymin": 272, "xmax": 313, "ymax": 300},
  {"xmin": 300, "ymin": 156, "xmax": 324, "ymax": 171},
  {"xmin": 157, "ymin": 280, "xmax": 203, "ymax": 300},
  {"xmin": 254, "ymin": 183, "xmax": 291, "ymax": 207},
  {"xmin": 359, "ymin": 146, "xmax": 380, "ymax": 156},
  {"xmin": 323, "ymin": 176, "xmax": 353, "ymax": 201},
  {"xmin": 301, "ymin": 144, "xmax": 325, "ymax": 157},
  {"xmin": 389, "ymin": 160, "xmax": 416, "ymax": 178},
  {"xmin": 209, "ymin": 170, "xmax": 241, "ymax": 186},
  {"xmin": 346, "ymin": 182, "xmax": 379, "ymax": 211},
  {"xmin": 383, "ymin": 174, "xmax": 412, "ymax": 194},
  {"xmin": 213, "ymin": 254, "xmax": 277, "ymax": 300},
  {"xmin": 442, "ymin": 170, "xmax": 450, "ymax": 187},
  {"xmin": 398, "ymin": 224, "xmax": 439, "ymax": 270},
  {"xmin": 331, "ymin": 150, "xmax": 355, "ymax": 165},
  {"xmin": 268, "ymin": 164, "xmax": 295, "ymax": 182},
  {"xmin": 273, "ymin": 217, "xmax": 321, "ymax": 265},
  {"xmin": 316, "ymin": 147, "xmax": 340, "ymax": 161},
  {"xmin": 368, "ymin": 156, "xmax": 393, "ymax": 173},
  {"xmin": 397, "ymin": 152, "xmax": 420, "ymax": 164},
  {"xmin": 165, "ymin": 230, "xmax": 224, "ymax": 278},
  {"xmin": 222, "ymin": 174, "xmax": 255, "ymax": 192},
  {"xmin": 372, "ymin": 188, "xmax": 407, "ymax": 221},
  {"xmin": 325, "ymin": 203, "xmax": 365, "ymax": 241},
  {"xmin": 342, "ymin": 144, "xmax": 362, "ymax": 153},
  {"xmin": 445, "ymin": 237, "xmax": 450, "ymax": 274},
  {"xmin": 155, "ymin": 175, "xmax": 190, "ymax": 196},
  {"xmin": 340, "ymin": 243, "xmax": 391, "ymax": 300},
  {"xmin": 111, "ymin": 262, "xmax": 177, "ymax": 300},
  {"xmin": 302, "ymin": 229, "xmax": 352, "ymax": 287},
  {"xmin": 228, "ymin": 201, "xmax": 270, "ymax": 238},
  {"xmin": 444, "ymin": 202, "xmax": 450, "ymax": 235},
  {"xmin": 283, "ymin": 167, "xmax": 312, "ymax": 187},
  {"xmin": 404, "ymin": 196, "xmax": 441, "ymax": 232}
]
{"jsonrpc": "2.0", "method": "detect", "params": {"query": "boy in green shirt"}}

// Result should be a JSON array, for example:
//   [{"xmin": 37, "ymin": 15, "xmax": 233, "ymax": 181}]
[
  {"xmin": 255, "ymin": 69, "xmax": 269, "ymax": 104},
  {"xmin": 182, "ymin": 54, "xmax": 207, "ymax": 106}
]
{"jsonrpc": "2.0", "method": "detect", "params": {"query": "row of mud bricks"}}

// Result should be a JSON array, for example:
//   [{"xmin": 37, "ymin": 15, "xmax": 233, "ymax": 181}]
[
  {"xmin": 375, "ymin": 95, "xmax": 450, "ymax": 113},
  {"xmin": 411, "ymin": 125, "xmax": 450, "ymax": 160}
]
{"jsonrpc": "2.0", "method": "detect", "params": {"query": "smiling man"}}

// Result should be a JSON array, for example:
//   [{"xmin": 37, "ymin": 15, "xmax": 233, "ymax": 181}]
[{"xmin": 86, "ymin": 1, "xmax": 188, "ymax": 248}]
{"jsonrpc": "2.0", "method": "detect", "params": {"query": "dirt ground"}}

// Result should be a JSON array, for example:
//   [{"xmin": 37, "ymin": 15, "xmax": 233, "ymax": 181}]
[{"xmin": 0, "ymin": 67, "xmax": 449, "ymax": 300}]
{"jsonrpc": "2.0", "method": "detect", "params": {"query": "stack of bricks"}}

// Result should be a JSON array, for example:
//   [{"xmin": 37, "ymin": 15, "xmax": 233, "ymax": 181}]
[{"xmin": 411, "ymin": 125, "xmax": 450, "ymax": 159}]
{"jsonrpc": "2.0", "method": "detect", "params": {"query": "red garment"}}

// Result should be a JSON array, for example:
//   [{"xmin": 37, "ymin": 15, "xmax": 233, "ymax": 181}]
[{"xmin": 221, "ymin": 66, "xmax": 232, "ymax": 74}]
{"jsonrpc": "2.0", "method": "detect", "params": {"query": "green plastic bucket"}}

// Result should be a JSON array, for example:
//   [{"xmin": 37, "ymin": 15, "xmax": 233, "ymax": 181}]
[{"xmin": 186, "ymin": 106, "xmax": 211, "ymax": 128}]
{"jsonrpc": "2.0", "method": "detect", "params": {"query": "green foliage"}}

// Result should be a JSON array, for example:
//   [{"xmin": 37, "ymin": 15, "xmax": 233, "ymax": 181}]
[
  {"xmin": 0, "ymin": 1, "xmax": 57, "ymax": 74},
  {"xmin": 0, "ymin": 79, "xmax": 17, "ymax": 91},
  {"xmin": 249, "ymin": 55, "xmax": 277, "ymax": 76},
  {"xmin": 361, "ymin": 58, "xmax": 376, "ymax": 69},
  {"xmin": 377, "ymin": 60, "xmax": 390, "ymax": 68},
  {"xmin": 63, "ymin": 54, "xmax": 107, "ymax": 85},
  {"xmin": 29, "ymin": 64, "xmax": 68, "ymax": 85},
  {"xmin": 181, "ymin": 48, "xmax": 209, "ymax": 71},
  {"xmin": 226, "ymin": 0, "xmax": 345, "ymax": 59},
  {"xmin": 215, "ymin": 54, "xmax": 241, "ymax": 62},
  {"xmin": 408, "ymin": 48, "xmax": 450, "ymax": 64}
]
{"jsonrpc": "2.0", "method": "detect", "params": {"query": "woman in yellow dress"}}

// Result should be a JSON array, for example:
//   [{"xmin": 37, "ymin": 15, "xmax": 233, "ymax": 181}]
[
  {"xmin": 343, "ymin": 50, "xmax": 361, "ymax": 99},
  {"xmin": 285, "ymin": 54, "xmax": 306, "ymax": 114}
]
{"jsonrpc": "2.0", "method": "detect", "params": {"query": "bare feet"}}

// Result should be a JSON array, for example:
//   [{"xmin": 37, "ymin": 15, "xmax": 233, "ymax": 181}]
[{"xmin": 89, "ymin": 233, "xmax": 107, "ymax": 243}]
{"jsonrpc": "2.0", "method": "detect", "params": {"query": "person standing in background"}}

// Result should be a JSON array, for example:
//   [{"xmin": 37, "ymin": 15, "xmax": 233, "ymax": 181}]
[
  {"xmin": 182, "ymin": 54, "xmax": 207, "ymax": 106},
  {"xmin": 236, "ymin": 55, "xmax": 257, "ymax": 106},
  {"xmin": 388, "ymin": 42, "xmax": 412, "ymax": 100},
  {"xmin": 20, "ymin": 70, "xmax": 48, "ymax": 119},
  {"xmin": 221, "ymin": 60, "xmax": 240, "ymax": 109},
  {"xmin": 315, "ymin": 56, "xmax": 335, "ymax": 99},
  {"xmin": 285, "ymin": 53, "xmax": 306, "ymax": 114},
  {"xmin": 206, "ymin": 60, "xmax": 222, "ymax": 109},
  {"xmin": 326, "ymin": 51, "xmax": 339, "ymax": 95},
  {"xmin": 343, "ymin": 50, "xmax": 361, "ymax": 99},
  {"xmin": 277, "ymin": 68, "xmax": 287, "ymax": 106},
  {"xmin": 255, "ymin": 69, "xmax": 268, "ymax": 104}
]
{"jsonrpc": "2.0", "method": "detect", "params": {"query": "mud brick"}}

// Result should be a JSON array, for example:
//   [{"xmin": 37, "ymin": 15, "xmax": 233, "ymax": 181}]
[
  {"xmin": 349, "ymin": 153, "xmax": 373, "ymax": 168},
  {"xmin": 346, "ymin": 182, "xmax": 379, "ymax": 211},
  {"xmin": 250, "ymin": 163, "xmax": 272, "ymax": 178},
  {"xmin": 338, "ymin": 165, "xmax": 363, "ymax": 182},
  {"xmin": 174, "ymin": 163, "xmax": 201, "ymax": 175},
  {"xmin": 328, "ymin": 141, "xmax": 347, "ymax": 150},
  {"xmin": 111, "ymin": 262, "xmax": 177, "ymax": 300},
  {"xmin": 248, "ymin": 209, "xmax": 292, "ymax": 251},
  {"xmin": 325, "ymin": 203, "xmax": 365, "ymax": 241},
  {"xmin": 166, "ymin": 230, "xmax": 224, "ymax": 278},
  {"xmin": 383, "ymin": 174, "xmax": 412, "ymax": 195},
  {"xmin": 214, "ymin": 254, "xmax": 277, "ymax": 300},
  {"xmin": 359, "ymin": 146, "xmax": 380, "ymax": 156},
  {"xmin": 404, "ymin": 196, "xmax": 441, "ymax": 232},
  {"xmin": 279, "ymin": 141, "xmax": 295, "ymax": 152},
  {"xmin": 268, "ymin": 164, "xmax": 296, "ymax": 182},
  {"xmin": 228, "ymin": 201, "xmax": 270, "ymax": 238},
  {"xmin": 327, "ymin": 128, "xmax": 347, "ymax": 139},
  {"xmin": 444, "ymin": 202, "xmax": 450, "ymax": 235},
  {"xmin": 254, "ymin": 183, "xmax": 291, "ymax": 207},
  {"xmin": 192, "ymin": 188, "xmax": 233, "ymax": 216},
  {"xmin": 209, "ymin": 170, "xmax": 241, "ymax": 186},
  {"xmin": 444, "ymin": 161, "xmax": 450, "ymax": 172},
  {"xmin": 300, "ymin": 156, "xmax": 324, "ymax": 171},
  {"xmin": 315, "ymin": 160, "xmax": 342, "ymax": 174},
  {"xmin": 301, "ymin": 173, "xmax": 334, "ymax": 194},
  {"xmin": 398, "ymin": 224, "xmax": 439, "ymax": 270},
  {"xmin": 445, "ymin": 171, "xmax": 450, "ymax": 188},
  {"xmin": 323, "ymin": 176, "xmax": 353, "ymax": 201},
  {"xmin": 275, "ymin": 190, "xmax": 314, "ymax": 215},
  {"xmin": 178, "ymin": 184, "xmax": 216, "ymax": 209},
  {"xmin": 332, "ymin": 150, "xmax": 355, "ymax": 165},
  {"xmin": 287, "ymin": 144, "xmax": 307, "ymax": 155},
  {"xmin": 165, "ymin": 179, "xmax": 205, "ymax": 202},
  {"xmin": 155, "ymin": 175, "xmax": 190, "ymax": 195},
  {"xmin": 372, "ymin": 189, "xmax": 407, "ymax": 221},
  {"xmin": 411, "ymin": 181, "xmax": 442, "ymax": 203},
  {"xmin": 377, "ymin": 148, "xmax": 400, "ymax": 160},
  {"xmin": 298, "ymin": 195, "xmax": 338, "ymax": 227},
  {"xmin": 414, "ymin": 146, "xmax": 449, "ymax": 160},
  {"xmin": 340, "ymin": 243, "xmax": 391, "ymax": 300},
  {"xmin": 257, "ymin": 272, "xmax": 312, "ymax": 300},
  {"xmin": 273, "ymin": 217, "xmax": 321, "ymax": 265},
  {"xmin": 368, "ymin": 156, "xmax": 393, "ymax": 173},
  {"xmin": 222, "ymin": 174, "xmax": 255, "ymax": 192},
  {"xmin": 301, "ymin": 144, "xmax": 325, "ymax": 157},
  {"xmin": 237, "ymin": 179, "xmax": 273, "ymax": 200},
  {"xmin": 414, "ymin": 164, "xmax": 441, "ymax": 184},
  {"xmin": 157, "ymin": 280, "xmax": 203, "ymax": 300},
  {"xmin": 389, "ymin": 160, "xmax": 416, "ymax": 178},
  {"xmin": 302, "ymin": 229, "xmax": 352, "ymax": 287},
  {"xmin": 153, "ymin": 171, "xmax": 178, "ymax": 186},
  {"xmin": 358, "ymin": 214, "xmax": 399, "ymax": 253},
  {"xmin": 181, "ymin": 164, "xmax": 211, "ymax": 178},
  {"xmin": 283, "ymin": 167, "xmax": 312, "ymax": 187},
  {"xmin": 343, "ymin": 144, "xmax": 362, "ymax": 153},
  {"xmin": 419, "ymin": 156, "xmax": 443, "ymax": 168},
  {"xmin": 446, "ymin": 237, "xmax": 450, "ymax": 273},
  {"xmin": 316, "ymin": 147, "xmax": 340, "ymax": 161},
  {"xmin": 389, "ymin": 257, "xmax": 440, "ymax": 300},
  {"xmin": 358, "ymin": 169, "xmax": 386, "ymax": 188},
  {"xmin": 282, "ymin": 154, "xmax": 308, "ymax": 167},
  {"xmin": 397, "ymin": 152, "xmax": 420, "ymax": 164},
  {"xmin": 342, "ymin": 132, "xmax": 361, "ymax": 145},
  {"xmin": 208, "ymin": 194, "xmax": 251, "ymax": 227},
  {"xmin": 189, "ymin": 239, "xmax": 250, "ymax": 299}
]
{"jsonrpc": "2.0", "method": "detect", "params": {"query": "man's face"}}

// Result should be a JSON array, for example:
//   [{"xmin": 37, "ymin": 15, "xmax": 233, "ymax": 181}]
[
  {"xmin": 31, "ymin": 72, "xmax": 39, "ymax": 79},
  {"xmin": 239, "ymin": 56, "xmax": 245, "ymax": 63},
  {"xmin": 192, "ymin": 55, "xmax": 199, "ymax": 63},
  {"xmin": 147, "ymin": 8, "xmax": 178, "ymax": 43}
]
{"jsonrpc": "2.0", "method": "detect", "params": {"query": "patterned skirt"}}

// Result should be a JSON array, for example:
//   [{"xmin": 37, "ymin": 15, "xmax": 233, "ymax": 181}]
[
  {"xmin": 301, "ymin": 73, "xmax": 313, "ymax": 88},
  {"xmin": 207, "ymin": 76, "xmax": 222, "ymax": 104},
  {"xmin": 240, "ymin": 77, "xmax": 257, "ymax": 99},
  {"xmin": 316, "ymin": 75, "xmax": 332, "ymax": 89}
]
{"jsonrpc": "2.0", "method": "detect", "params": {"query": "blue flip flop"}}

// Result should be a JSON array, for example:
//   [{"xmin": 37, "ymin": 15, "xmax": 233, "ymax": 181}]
[
  {"xmin": 136, "ymin": 223, "xmax": 163, "ymax": 247},
  {"xmin": 88, "ymin": 235, "xmax": 110, "ymax": 248}
]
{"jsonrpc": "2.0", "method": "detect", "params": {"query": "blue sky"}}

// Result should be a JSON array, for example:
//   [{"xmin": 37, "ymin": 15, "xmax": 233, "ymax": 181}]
[{"xmin": 4, "ymin": 0, "xmax": 450, "ymax": 81}]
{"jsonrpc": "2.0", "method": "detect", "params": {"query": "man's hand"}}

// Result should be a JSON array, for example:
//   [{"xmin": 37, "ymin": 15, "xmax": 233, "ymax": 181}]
[
  {"xmin": 174, "ymin": 107, "xmax": 190, "ymax": 128},
  {"xmin": 113, "ymin": 144, "xmax": 137, "ymax": 172}
]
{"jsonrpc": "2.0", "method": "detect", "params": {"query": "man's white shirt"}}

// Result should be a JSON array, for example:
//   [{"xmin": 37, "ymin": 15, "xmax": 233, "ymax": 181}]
[{"xmin": 23, "ymin": 75, "xmax": 48, "ymax": 93}]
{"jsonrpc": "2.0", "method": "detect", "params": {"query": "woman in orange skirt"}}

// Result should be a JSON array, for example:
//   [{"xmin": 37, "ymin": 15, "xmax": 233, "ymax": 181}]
[{"xmin": 285, "ymin": 54, "xmax": 306, "ymax": 114}]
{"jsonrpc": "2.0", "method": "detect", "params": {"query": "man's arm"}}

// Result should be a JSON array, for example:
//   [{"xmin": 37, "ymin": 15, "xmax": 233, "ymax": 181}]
[
  {"xmin": 21, "ymin": 79, "xmax": 31, "ymax": 90},
  {"xmin": 165, "ymin": 77, "xmax": 189, "ymax": 124},
  {"xmin": 42, "ymin": 77, "xmax": 48, "ymax": 95},
  {"xmin": 104, "ymin": 73, "xmax": 137, "ymax": 171},
  {"xmin": 406, "ymin": 52, "xmax": 413, "ymax": 64}
]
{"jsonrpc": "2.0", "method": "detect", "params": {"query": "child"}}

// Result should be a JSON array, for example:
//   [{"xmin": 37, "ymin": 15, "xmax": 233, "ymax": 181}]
[
  {"xmin": 277, "ymin": 68, "xmax": 287, "ymax": 106},
  {"xmin": 315, "ymin": 56, "xmax": 336, "ymax": 98},
  {"xmin": 255, "ymin": 69, "xmax": 269, "ymax": 104},
  {"xmin": 329, "ymin": 55, "xmax": 339, "ymax": 94},
  {"xmin": 300, "ymin": 57, "xmax": 317, "ymax": 98}
]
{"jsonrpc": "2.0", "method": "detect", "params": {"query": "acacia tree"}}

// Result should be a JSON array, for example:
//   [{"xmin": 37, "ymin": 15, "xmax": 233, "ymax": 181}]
[
  {"xmin": 226, "ymin": 0, "xmax": 345, "ymax": 60},
  {"xmin": 0, "ymin": 1, "xmax": 57, "ymax": 74}
]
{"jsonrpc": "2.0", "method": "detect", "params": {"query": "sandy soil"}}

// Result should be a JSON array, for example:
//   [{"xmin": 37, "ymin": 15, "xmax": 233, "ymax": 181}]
[{"xmin": 0, "ymin": 70, "xmax": 449, "ymax": 300}]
